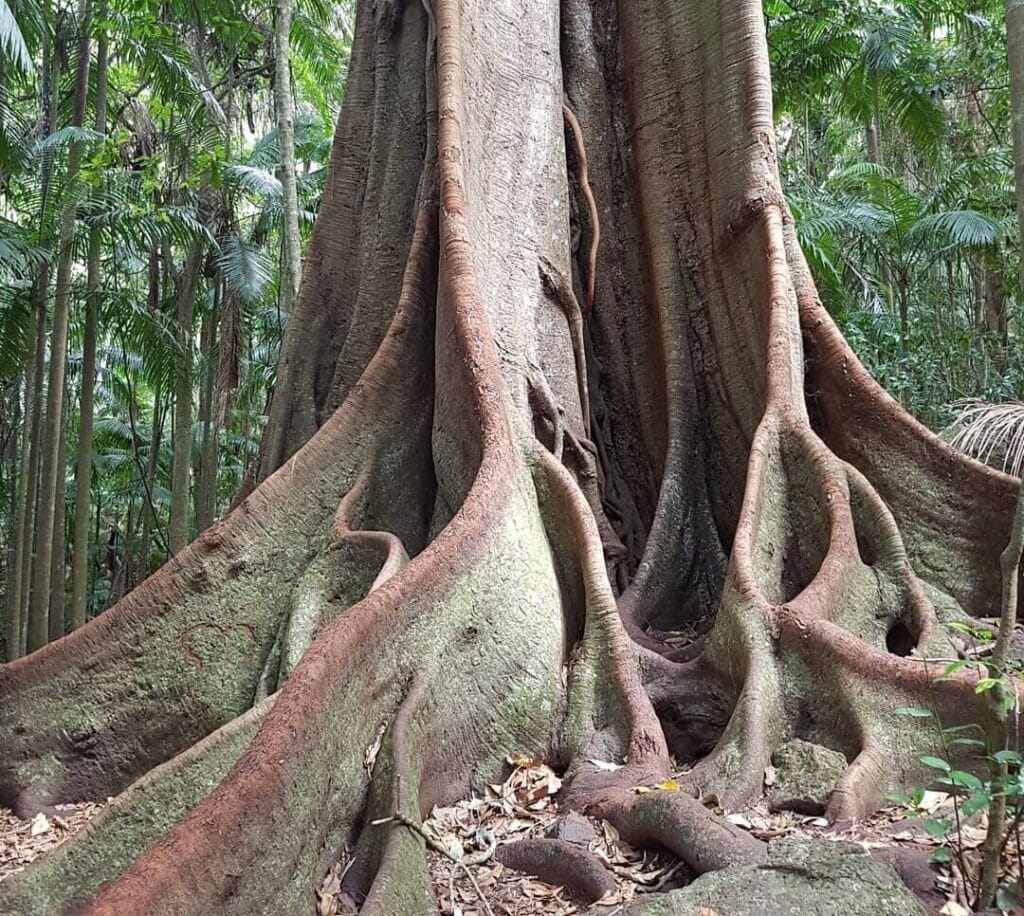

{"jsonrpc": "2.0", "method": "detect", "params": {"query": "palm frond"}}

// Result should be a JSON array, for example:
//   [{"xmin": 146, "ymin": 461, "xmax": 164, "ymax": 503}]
[
  {"xmin": 224, "ymin": 164, "xmax": 283, "ymax": 202},
  {"xmin": 909, "ymin": 210, "xmax": 1003, "ymax": 250},
  {"xmin": 946, "ymin": 400, "xmax": 1024, "ymax": 477},
  {"xmin": 218, "ymin": 234, "xmax": 270, "ymax": 306},
  {"xmin": 0, "ymin": 0, "xmax": 33, "ymax": 74}
]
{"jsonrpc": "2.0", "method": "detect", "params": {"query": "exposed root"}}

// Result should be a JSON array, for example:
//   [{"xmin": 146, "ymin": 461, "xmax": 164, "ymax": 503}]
[
  {"xmin": 539, "ymin": 256, "xmax": 590, "ymax": 438},
  {"xmin": 561, "ymin": 104, "xmax": 599, "ymax": 319},
  {"xmin": 531, "ymin": 442, "xmax": 667, "ymax": 786},
  {"xmin": 494, "ymin": 837, "xmax": 616, "ymax": 903},
  {"xmin": 357, "ymin": 672, "xmax": 436, "ymax": 916},
  {"xmin": 0, "ymin": 697, "xmax": 275, "ymax": 915},
  {"xmin": 596, "ymin": 789, "xmax": 768, "ymax": 875},
  {"xmin": 529, "ymin": 368, "xmax": 566, "ymax": 461}
]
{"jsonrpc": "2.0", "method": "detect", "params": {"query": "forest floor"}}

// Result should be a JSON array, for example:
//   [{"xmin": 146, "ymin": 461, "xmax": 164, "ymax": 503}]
[{"xmin": 0, "ymin": 757, "xmax": 1017, "ymax": 915}]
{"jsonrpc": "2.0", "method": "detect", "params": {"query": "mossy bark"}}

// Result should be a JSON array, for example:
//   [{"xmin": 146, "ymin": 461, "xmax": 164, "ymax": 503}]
[{"xmin": 1, "ymin": 0, "xmax": 1018, "ymax": 912}]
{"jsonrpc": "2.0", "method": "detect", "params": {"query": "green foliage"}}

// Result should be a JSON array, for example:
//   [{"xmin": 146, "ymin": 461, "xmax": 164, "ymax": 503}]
[
  {"xmin": 0, "ymin": 0, "xmax": 353, "ymax": 626},
  {"xmin": 769, "ymin": 0, "xmax": 1022, "ymax": 431}
]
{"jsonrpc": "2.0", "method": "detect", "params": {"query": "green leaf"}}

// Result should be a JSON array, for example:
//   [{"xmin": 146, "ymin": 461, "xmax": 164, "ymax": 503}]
[
  {"xmin": 0, "ymin": 0, "xmax": 32, "ymax": 75},
  {"xmin": 924, "ymin": 817, "xmax": 949, "ymax": 839},
  {"xmin": 993, "ymin": 750, "xmax": 1022, "ymax": 765},
  {"xmin": 948, "ymin": 737, "xmax": 986, "ymax": 750},
  {"xmin": 920, "ymin": 756, "xmax": 951, "ymax": 773},
  {"xmin": 930, "ymin": 846, "xmax": 952, "ymax": 864},
  {"xmin": 996, "ymin": 884, "xmax": 1021, "ymax": 910},
  {"xmin": 960, "ymin": 795, "xmax": 990, "ymax": 820},
  {"xmin": 894, "ymin": 706, "xmax": 933, "ymax": 718},
  {"xmin": 944, "ymin": 770, "xmax": 984, "ymax": 792},
  {"xmin": 975, "ymin": 678, "xmax": 1000, "ymax": 693},
  {"xmin": 940, "ymin": 659, "xmax": 972, "ymax": 678}
]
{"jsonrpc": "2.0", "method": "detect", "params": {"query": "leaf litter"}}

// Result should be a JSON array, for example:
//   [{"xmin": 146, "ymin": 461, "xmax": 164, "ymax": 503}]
[
  {"xmin": 0, "ymin": 801, "xmax": 104, "ymax": 883},
  {"xmin": 318, "ymin": 754, "xmax": 687, "ymax": 915},
  {"xmin": 0, "ymin": 758, "xmax": 1018, "ymax": 913}
]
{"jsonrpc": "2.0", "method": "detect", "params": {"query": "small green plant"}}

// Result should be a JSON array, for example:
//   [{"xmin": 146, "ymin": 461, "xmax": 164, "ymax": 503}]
[{"xmin": 893, "ymin": 694, "xmax": 1023, "ymax": 910}]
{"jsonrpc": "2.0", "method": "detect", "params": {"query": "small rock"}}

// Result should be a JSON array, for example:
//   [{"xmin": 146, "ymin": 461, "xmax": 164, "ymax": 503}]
[
  {"xmin": 615, "ymin": 838, "xmax": 926, "ymax": 915},
  {"xmin": 544, "ymin": 811, "xmax": 598, "ymax": 847},
  {"xmin": 872, "ymin": 846, "xmax": 943, "ymax": 912},
  {"xmin": 768, "ymin": 739, "xmax": 846, "ymax": 816}
]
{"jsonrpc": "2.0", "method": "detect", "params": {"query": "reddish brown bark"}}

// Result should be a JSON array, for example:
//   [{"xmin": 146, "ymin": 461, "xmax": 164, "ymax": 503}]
[{"xmin": 0, "ymin": 0, "xmax": 1018, "ymax": 912}]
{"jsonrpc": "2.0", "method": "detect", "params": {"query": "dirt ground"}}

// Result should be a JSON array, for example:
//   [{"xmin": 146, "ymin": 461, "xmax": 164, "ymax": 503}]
[{"xmin": 1, "ymin": 756, "xmax": 1019, "ymax": 914}]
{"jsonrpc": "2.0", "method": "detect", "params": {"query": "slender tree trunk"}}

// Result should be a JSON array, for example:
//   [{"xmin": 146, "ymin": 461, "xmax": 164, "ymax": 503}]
[
  {"xmin": 138, "ymin": 384, "xmax": 165, "ymax": 579},
  {"xmin": 274, "ymin": 0, "xmax": 302, "ymax": 313},
  {"xmin": 3, "ymin": 387, "xmax": 19, "ymax": 659},
  {"xmin": 196, "ymin": 289, "xmax": 219, "ymax": 533},
  {"xmin": 168, "ymin": 247, "xmax": 202, "ymax": 556},
  {"xmin": 7, "ymin": 363, "xmax": 30, "ymax": 660},
  {"xmin": 979, "ymin": 485, "xmax": 1024, "ymax": 907},
  {"xmin": 865, "ymin": 117, "xmax": 882, "ymax": 167},
  {"xmin": 48, "ymin": 390, "xmax": 69, "ymax": 642},
  {"xmin": 865, "ymin": 90, "xmax": 883, "ymax": 168},
  {"xmin": 17, "ymin": 26, "xmax": 60, "ymax": 656},
  {"xmin": 1008, "ymin": 0, "xmax": 1024, "ymax": 306},
  {"xmin": 977, "ymin": 5, "xmax": 1024, "ymax": 905},
  {"xmin": 27, "ymin": 0, "xmax": 92, "ymax": 652},
  {"xmin": 19, "ymin": 288, "xmax": 47, "ymax": 656},
  {"xmin": 71, "ymin": 17, "xmax": 108, "ymax": 631}
]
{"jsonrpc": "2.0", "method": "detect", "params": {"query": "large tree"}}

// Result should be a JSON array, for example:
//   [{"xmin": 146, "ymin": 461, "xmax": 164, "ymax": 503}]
[{"xmin": 0, "ymin": 0, "xmax": 1017, "ymax": 912}]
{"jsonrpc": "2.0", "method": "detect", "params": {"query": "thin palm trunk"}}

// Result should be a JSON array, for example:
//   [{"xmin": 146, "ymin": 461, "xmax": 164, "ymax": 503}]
[
  {"xmin": 274, "ymin": 0, "xmax": 302, "ymax": 313},
  {"xmin": 168, "ymin": 247, "xmax": 202, "ymax": 556},
  {"xmin": 196, "ymin": 288, "xmax": 219, "ymax": 532},
  {"xmin": 138, "ymin": 384, "xmax": 165, "ymax": 579},
  {"xmin": 71, "ymin": 17, "xmax": 108, "ymax": 631},
  {"xmin": 3, "ymin": 386, "xmax": 20, "ymax": 660},
  {"xmin": 48, "ymin": 389, "xmax": 69, "ymax": 642},
  {"xmin": 7, "ymin": 361, "xmax": 30, "ymax": 660},
  {"xmin": 27, "ymin": 0, "xmax": 92, "ymax": 652},
  {"xmin": 16, "ymin": 27, "xmax": 60, "ymax": 656},
  {"xmin": 978, "ymin": 1, "xmax": 1024, "ymax": 906}
]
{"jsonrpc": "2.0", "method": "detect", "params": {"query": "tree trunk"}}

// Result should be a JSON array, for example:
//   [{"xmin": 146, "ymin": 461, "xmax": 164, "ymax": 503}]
[
  {"xmin": 0, "ymin": 2, "xmax": 1020, "ymax": 912},
  {"xmin": 167, "ymin": 247, "xmax": 202, "ymax": 556},
  {"xmin": 978, "ymin": 6, "xmax": 1024, "ymax": 903},
  {"xmin": 71, "ymin": 16, "xmax": 108, "ymax": 631},
  {"xmin": 138, "ymin": 384, "xmax": 165, "ymax": 580},
  {"xmin": 1009, "ymin": 0, "xmax": 1024, "ymax": 308},
  {"xmin": 14, "ymin": 25, "xmax": 60, "ymax": 659},
  {"xmin": 26, "ymin": 0, "xmax": 92, "ymax": 652},
  {"xmin": 7, "ymin": 362, "xmax": 31, "ymax": 661},
  {"xmin": 274, "ymin": 0, "xmax": 302, "ymax": 313},
  {"xmin": 3, "ymin": 386, "xmax": 20, "ymax": 659},
  {"xmin": 47, "ymin": 390, "xmax": 69, "ymax": 642},
  {"xmin": 196, "ymin": 290, "xmax": 219, "ymax": 533}
]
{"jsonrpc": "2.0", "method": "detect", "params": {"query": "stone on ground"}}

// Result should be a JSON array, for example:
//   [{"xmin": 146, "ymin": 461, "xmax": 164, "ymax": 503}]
[
  {"xmin": 768, "ymin": 739, "xmax": 846, "ymax": 816},
  {"xmin": 609, "ymin": 838, "xmax": 926, "ymax": 915}
]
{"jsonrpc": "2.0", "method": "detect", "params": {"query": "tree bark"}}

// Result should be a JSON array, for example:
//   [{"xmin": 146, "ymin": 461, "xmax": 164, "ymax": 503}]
[
  {"xmin": 27, "ymin": 0, "xmax": 92, "ymax": 652},
  {"xmin": 71, "ymin": 15, "xmax": 108, "ymax": 631},
  {"xmin": 196, "ymin": 291, "xmax": 218, "ymax": 533},
  {"xmin": 3, "ymin": 385, "xmax": 20, "ymax": 659},
  {"xmin": 138, "ymin": 384, "xmax": 165, "ymax": 579},
  {"xmin": 274, "ymin": 0, "xmax": 302, "ymax": 314},
  {"xmin": 47, "ymin": 389, "xmax": 68, "ymax": 642},
  {"xmin": 1, "ymin": 2, "xmax": 1021, "ymax": 913},
  {"xmin": 14, "ymin": 24, "xmax": 60, "ymax": 658},
  {"xmin": 1008, "ymin": 0, "xmax": 1024, "ymax": 308},
  {"xmin": 978, "ymin": 4, "xmax": 1024, "ymax": 903},
  {"xmin": 167, "ymin": 247, "xmax": 202, "ymax": 556},
  {"xmin": 7, "ymin": 363, "xmax": 31, "ymax": 661}
]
